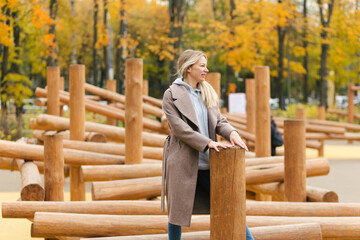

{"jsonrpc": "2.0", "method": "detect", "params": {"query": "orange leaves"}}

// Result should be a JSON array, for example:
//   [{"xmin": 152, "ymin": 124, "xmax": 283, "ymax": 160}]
[
  {"xmin": 31, "ymin": 3, "xmax": 55, "ymax": 29},
  {"xmin": 0, "ymin": 22, "xmax": 13, "ymax": 47}
]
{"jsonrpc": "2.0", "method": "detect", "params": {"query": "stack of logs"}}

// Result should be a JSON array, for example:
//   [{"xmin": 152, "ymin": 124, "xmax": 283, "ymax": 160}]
[{"xmin": 1, "ymin": 62, "xmax": 360, "ymax": 239}]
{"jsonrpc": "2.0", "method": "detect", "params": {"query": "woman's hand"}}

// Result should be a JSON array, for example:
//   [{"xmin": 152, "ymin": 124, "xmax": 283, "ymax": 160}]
[
  {"xmin": 207, "ymin": 140, "xmax": 231, "ymax": 152},
  {"xmin": 230, "ymin": 131, "xmax": 249, "ymax": 151}
]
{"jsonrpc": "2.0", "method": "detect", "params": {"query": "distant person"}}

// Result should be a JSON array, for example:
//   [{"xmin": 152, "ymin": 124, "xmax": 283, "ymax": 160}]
[
  {"xmin": 271, "ymin": 116, "xmax": 283, "ymax": 156},
  {"xmin": 161, "ymin": 49, "xmax": 254, "ymax": 240}
]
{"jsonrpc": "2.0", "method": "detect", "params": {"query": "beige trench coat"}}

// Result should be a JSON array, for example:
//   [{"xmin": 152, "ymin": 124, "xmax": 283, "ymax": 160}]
[{"xmin": 161, "ymin": 83, "xmax": 236, "ymax": 227}]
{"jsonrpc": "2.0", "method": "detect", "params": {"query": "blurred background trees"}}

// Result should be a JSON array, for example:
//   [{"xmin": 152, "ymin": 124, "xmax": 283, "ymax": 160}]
[{"xmin": 0, "ymin": 0, "xmax": 359, "ymax": 138}]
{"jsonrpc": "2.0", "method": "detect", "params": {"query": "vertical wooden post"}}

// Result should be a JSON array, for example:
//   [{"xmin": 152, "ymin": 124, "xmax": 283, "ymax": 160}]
[
  {"xmin": 59, "ymin": 77, "xmax": 64, "ymax": 116},
  {"xmin": 44, "ymin": 132, "xmax": 64, "ymax": 201},
  {"xmin": 284, "ymin": 120, "xmax": 306, "ymax": 202},
  {"xmin": 46, "ymin": 67, "xmax": 60, "ymax": 116},
  {"xmin": 125, "ymin": 59, "xmax": 143, "ymax": 164},
  {"xmin": 206, "ymin": 73, "xmax": 221, "ymax": 100},
  {"xmin": 295, "ymin": 108, "xmax": 306, "ymax": 121},
  {"xmin": 254, "ymin": 67, "xmax": 272, "ymax": 201},
  {"xmin": 210, "ymin": 147, "xmax": 246, "ymax": 240},
  {"xmin": 143, "ymin": 80, "xmax": 149, "ymax": 96},
  {"xmin": 69, "ymin": 64, "xmax": 86, "ymax": 201},
  {"xmin": 318, "ymin": 106, "xmax": 326, "ymax": 120},
  {"xmin": 348, "ymin": 83, "xmax": 354, "ymax": 144},
  {"xmin": 246, "ymin": 78, "xmax": 255, "ymax": 135},
  {"xmin": 106, "ymin": 79, "xmax": 117, "ymax": 126}
]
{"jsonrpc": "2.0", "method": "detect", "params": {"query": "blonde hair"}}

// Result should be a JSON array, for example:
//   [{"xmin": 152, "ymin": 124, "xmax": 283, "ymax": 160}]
[{"xmin": 177, "ymin": 49, "xmax": 218, "ymax": 108}]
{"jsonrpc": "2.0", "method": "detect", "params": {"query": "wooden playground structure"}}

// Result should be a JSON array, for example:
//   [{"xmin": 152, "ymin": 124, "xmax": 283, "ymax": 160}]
[{"xmin": 1, "ymin": 60, "xmax": 360, "ymax": 239}]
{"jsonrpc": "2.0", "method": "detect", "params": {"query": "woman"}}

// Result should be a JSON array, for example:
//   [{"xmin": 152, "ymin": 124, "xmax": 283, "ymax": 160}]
[{"xmin": 161, "ymin": 49, "xmax": 254, "ymax": 240}]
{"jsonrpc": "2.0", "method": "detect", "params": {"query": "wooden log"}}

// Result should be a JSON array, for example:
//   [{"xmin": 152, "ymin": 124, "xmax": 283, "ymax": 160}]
[
  {"xmin": 142, "ymin": 95, "xmax": 163, "ymax": 108},
  {"xmin": 223, "ymin": 113, "xmax": 247, "ymax": 125},
  {"xmin": 31, "ymin": 213, "xmax": 360, "ymax": 239},
  {"xmin": 59, "ymin": 76, "xmax": 65, "ymax": 116},
  {"xmin": 0, "ymin": 140, "xmax": 125, "ymax": 166},
  {"xmin": 81, "ymin": 163, "xmax": 162, "ymax": 181},
  {"xmin": 91, "ymin": 176, "xmax": 162, "ymax": 200},
  {"xmin": 79, "ymin": 223, "xmax": 322, "ymax": 240},
  {"xmin": 91, "ymin": 158, "xmax": 328, "ymax": 200},
  {"xmin": 245, "ymin": 156, "xmax": 284, "ymax": 167},
  {"xmin": 296, "ymin": 108, "xmax": 306, "ymax": 121},
  {"xmin": 2, "ymin": 201, "xmax": 165, "ymax": 218},
  {"xmin": 307, "ymin": 186, "xmax": 339, "ymax": 202},
  {"xmin": 328, "ymin": 108, "xmax": 347, "ymax": 116},
  {"xmin": 318, "ymin": 106, "xmax": 326, "ymax": 120},
  {"xmin": 125, "ymin": 58, "xmax": 143, "ymax": 164},
  {"xmin": 32, "ymin": 114, "xmax": 167, "ymax": 147},
  {"xmin": 352, "ymin": 85, "xmax": 360, "ymax": 91},
  {"xmin": 284, "ymin": 120, "xmax": 306, "ymax": 202},
  {"xmin": 16, "ymin": 159, "xmax": 44, "ymax": 201},
  {"xmin": 84, "ymin": 83, "xmax": 164, "ymax": 118},
  {"xmin": 246, "ymin": 78, "xmax": 256, "ymax": 135},
  {"xmin": 275, "ymin": 119, "xmax": 346, "ymax": 135},
  {"xmin": 36, "ymin": 87, "xmax": 168, "ymax": 134},
  {"xmin": 210, "ymin": 147, "xmax": 246, "ymax": 240},
  {"xmin": 69, "ymin": 64, "xmax": 86, "ymax": 201},
  {"xmin": 246, "ymin": 158, "xmax": 328, "ymax": 185},
  {"xmin": 205, "ymin": 72, "xmax": 221, "ymax": 99},
  {"xmin": 143, "ymin": 79, "xmax": 148, "ymax": 96},
  {"xmin": 246, "ymin": 215, "xmax": 360, "ymax": 239},
  {"xmin": 7, "ymin": 199, "xmax": 360, "ymax": 220},
  {"xmin": 46, "ymin": 66, "xmax": 60, "ymax": 116},
  {"xmin": 34, "ymin": 130, "xmax": 107, "ymax": 143},
  {"xmin": 255, "ymin": 66, "xmax": 271, "ymax": 158},
  {"xmin": 247, "ymin": 183, "xmax": 338, "ymax": 202},
  {"xmin": 31, "ymin": 213, "xmax": 209, "ymax": 238},
  {"xmin": 306, "ymin": 119, "xmax": 360, "ymax": 132},
  {"xmin": 106, "ymin": 79, "xmax": 117, "ymax": 126},
  {"xmin": 62, "ymin": 140, "xmax": 162, "ymax": 160},
  {"xmin": 44, "ymin": 132, "xmax": 64, "ymax": 201},
  {"xmin": 348, "ymin": 83, "xmax": 354, "ymax": 125}
]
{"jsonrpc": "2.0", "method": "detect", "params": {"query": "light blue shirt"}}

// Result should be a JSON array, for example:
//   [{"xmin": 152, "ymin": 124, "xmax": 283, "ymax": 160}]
[{"xmin": 174, "ymin": 78, "xmax": 210, "ymax": 170}]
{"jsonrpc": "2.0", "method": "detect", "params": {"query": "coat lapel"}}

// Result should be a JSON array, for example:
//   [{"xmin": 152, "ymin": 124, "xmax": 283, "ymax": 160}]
[
  {"xmin": 170, "ymin": 84, "xmax": 199, "ymax": 128},
  {"xmin": 208, "ymin": 107, "xmax": 217, "ymax": 140}
]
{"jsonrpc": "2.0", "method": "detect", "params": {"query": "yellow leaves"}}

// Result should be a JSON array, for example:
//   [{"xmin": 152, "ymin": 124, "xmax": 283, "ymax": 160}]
[
  {"xmin": 226, "ymin": 83, "xmax": 237, "ymax": 96},
  {"xmin": 292, "ymin": 46, "xmax": 305, "ymax": 58},
  {"xmin": 43, "ymin": 34, "xmax": 55, "ymax": 47},
  {"xmin": 0, "ymin": 22, "xmax": 13, "ymax": 46},
  {"xmin": 31, "ymin": 3, "xmax": 55, "ymax": 28},
  {"xmin": 1, "ymin": 73, "xmax": 33, "ymax": 107}
]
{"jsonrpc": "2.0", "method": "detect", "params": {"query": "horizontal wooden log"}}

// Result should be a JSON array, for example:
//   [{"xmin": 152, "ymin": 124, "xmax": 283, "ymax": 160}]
[
  {"xmin": 31, "ymin": 114, "xmax": 166, "ymax": 147},
  {"xmin": 0, "ymin": 140, "xmax": 125, "ymax": 166},
  {"xmin": 84, "ymin": 83, "xmax": 164, "ymax": 118},
  {"xmin": 306, "ymin": 119, "xmax": 360, "ymax": 132},
  {"xmin": 81, "ymin": 164, "xmax": 162, "ymax": 181},
  {"xmin": 2, "ymin": 201, "xmax": 164, "ymax": 218},
  {"xmin": 275, "ymin": 119, "xmax": 346, "ymax": 135},
  {"xmin": 92, "ymin": 176, "xmax": 162, "ymax": 200},
  {"xmin": 142, "ymin": 95, "xmax": 163, "ymax": 108},
  {"xmin": 0, "ymin": 157, "xmax": 70, "ymax": 177},
  {"xmin": 35, "ymin": 88, "xmax": 168, "ymax": 134},
  {"xmin": 33, "ymin": 130, "xmax": 107, "ymax": 143},
  {"xmin": 92, "ymin": 158, "xmax": 328, "ymax": 200},
  {"xmin": 31, "ymin": 213, "xmax": 209, "ymax": 238},
  {"xmin": 246, "ymin": 158, "xmax": 329, "ymax": 185},
  {"xmin": 31, "ymin": 213, "xmax": 360, "ymax": 239},
  {"xmin": 79, "ymin": 223, "xmax": 322, "ymax": 240},
  {"xmin": 247, "ymin": 183, "xmax": 338, "ymax": 202},
  {"xmin": 306, "ymin": 140, "xmax": 322, "ymax": 149},
  {"xmin": 352, "ymin": 86, "xmax": 360, "ymax": 91},
  {"xmin": 245, "ymin": 156, "xmax": 284, "ymax": 167},
  {"xmin": 223, "ymin": 113, "xmax": 247, "ymax": 125},
  {"xmin": 5, "ymin": 199, "xmax": 360, "ymax": 220},
  {"xmin": 328, "ymin": 109, "xmax": 347, "ymax": 116}
]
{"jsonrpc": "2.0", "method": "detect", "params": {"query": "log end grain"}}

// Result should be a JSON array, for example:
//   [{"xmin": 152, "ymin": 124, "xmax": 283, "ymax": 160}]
[{"xmin": 21, "ymin": 184, "xmax": 45, "ymax": 201}]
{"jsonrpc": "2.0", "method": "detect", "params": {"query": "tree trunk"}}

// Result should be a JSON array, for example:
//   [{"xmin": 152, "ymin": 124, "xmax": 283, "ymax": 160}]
[
  {"xmin": 277, "ymin": 24, "xmax": 286, "ymax": 110},
  {"xmin": 168, "ymin": 0, "xmax": 186, "ymax": 84},
  {"xmin": 92, "ymin": 0, "xmax": 99, "ymax": 86},
  {"xmin": 47, "ymin": 0, "xmax": 58, "ymax": 68},
  {"xmin": 115, "ymin": 0, "xmax": 127, "ymax": 94},
  {"xmin": 1, "ymin": 5, "xmax": 10, "ymax": 137},
  {"xmin": 102, "ymin": 0, "xmax": 109, "ymax": 87},
  {"xmin": 71, "ymin": 0, "xmax": 76, "ymax": 64},
  {"xmin": 302, "ymin": 0, "xmax": 308, "ymax": 103},
  {"xmin": 317, "ymin": 0, "xmax": 334, "ymax": 107}
]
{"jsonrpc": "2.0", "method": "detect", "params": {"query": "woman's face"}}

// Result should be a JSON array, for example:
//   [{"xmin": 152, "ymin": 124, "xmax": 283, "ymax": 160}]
[{"xmin": 187, "ymin": 56, "xmax": 209, "ymax": 83}]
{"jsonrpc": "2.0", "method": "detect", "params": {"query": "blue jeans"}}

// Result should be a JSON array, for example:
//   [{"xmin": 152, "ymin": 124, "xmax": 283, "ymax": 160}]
[{"xmin": 168, "ymin": 170, "xmax": 254, "ymax": 240}]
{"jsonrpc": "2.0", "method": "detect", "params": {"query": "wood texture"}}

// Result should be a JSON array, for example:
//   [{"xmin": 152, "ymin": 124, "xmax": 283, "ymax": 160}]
[
  {"xmin": 210, "ymin": 147, "xmax": 246, "ymax": 240},
  {"xmin": 80, "ymin": 223, "xmax": 322, "ymax": 240},
  {"xmin": 284, "ymin": 120, "xmax": 306, "ymax": 202},
  {"xmin": 246, "ymin": 78, "xmax": 256, "ymax": 135},
  {"xmin": 125, "ymin": 59, "xmax": 143, "ymax": 164},
  {"xmin": 32, "ymin": 114, "xmax": 167, "ymax": 147},
  {"xmin": 44, "ymin": 132, "xmax": 64, "ymax": 201},
  {"xmin": 106, "ymin": 79, "xmax": 117, "ymax": 126},
  {"xmin": 46, "ymin": 66, "xmax": 60, "ymax": 116}
]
